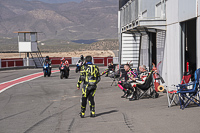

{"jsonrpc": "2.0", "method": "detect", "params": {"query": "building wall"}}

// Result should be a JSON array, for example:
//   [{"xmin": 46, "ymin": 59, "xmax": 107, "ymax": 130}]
[
  {"xmin": 166, "ymin": 0, "xmax": 179, "ymax": 25},
  {"xmin": 197, "ymin": 17, "xmax": 200, "ymax": 68},
  {"xmin": 162, "ymin": 23, "xmax": 181, "ymax": 88},
  {"xmin": 162, "ymin": 0, "xmax": 181, "ymax": 88},
  {"xmin": 197, "ymin": 0, "xmax": 200, "ymax": 68},
  {"xmin": 199, "ymin": 0, "xmax": 200, "ymax": 15},
  {"xmin": 164, "ymin": 0, "xmax": 199, "ymax": 88},
  {"xmin": 178, "ymin": 0, "xmax": 197, "ymax": 22},
  {"xmin": 139, "ymin": 0, "xmax": 161, "ymax": 19}
]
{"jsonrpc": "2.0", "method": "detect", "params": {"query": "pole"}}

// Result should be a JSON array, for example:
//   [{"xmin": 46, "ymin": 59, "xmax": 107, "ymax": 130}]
[{"xmin": 27, "ymin": 52, "xmax": 29, "ymax": 66}]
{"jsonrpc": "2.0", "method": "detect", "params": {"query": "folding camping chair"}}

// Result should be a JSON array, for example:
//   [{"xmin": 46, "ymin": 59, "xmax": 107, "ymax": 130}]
[
  {"xmin": 135, "ymin": 71, "xmax": 157, "ymax": 99},
  {"xmin": 177, "ymin": 68, "xmax": 200, "ymax": 110},
  {"xmin": 167, "ymin": 71, "xmax": 191, "ymax": 107}
]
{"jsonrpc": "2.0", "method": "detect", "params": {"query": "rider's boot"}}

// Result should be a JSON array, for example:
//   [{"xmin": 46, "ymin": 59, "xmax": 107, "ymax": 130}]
[
  {"xmin": 121, "ymin": 90, "xmax": 127, "ymax": 98},
  {"xmin": 79, "ymin": 107, "xmax": 86, "ymax": 118},
  {"xmin": 90, "ymin": 106, "xmax": 95, "ymax": 117}
]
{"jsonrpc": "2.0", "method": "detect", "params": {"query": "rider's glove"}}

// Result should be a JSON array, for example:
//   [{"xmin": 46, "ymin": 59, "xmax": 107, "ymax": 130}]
[{"xmin": 77, "ymin": 84, "xmax": 80, "ymax": 88}]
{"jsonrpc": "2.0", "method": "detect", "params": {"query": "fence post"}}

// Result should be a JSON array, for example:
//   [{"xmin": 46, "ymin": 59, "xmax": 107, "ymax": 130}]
[{"xmin": 72, "ymin": 57, "xmax": 79, "ymax": 65}]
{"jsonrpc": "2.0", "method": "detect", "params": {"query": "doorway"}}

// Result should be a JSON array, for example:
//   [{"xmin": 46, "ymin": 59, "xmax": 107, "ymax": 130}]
[
  {"xmin": 181, "ymin": 18, "xmax": 197, "ymax": 76},
  {"xmin": 149, "ymin": 32, "xmax": 157, "ymax": 69}
]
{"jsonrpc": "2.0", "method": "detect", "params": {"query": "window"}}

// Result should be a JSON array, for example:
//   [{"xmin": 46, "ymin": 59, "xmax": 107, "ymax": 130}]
[{"xmin": 142, "ymin": 10, "xmax": 147, "ymax": 18}]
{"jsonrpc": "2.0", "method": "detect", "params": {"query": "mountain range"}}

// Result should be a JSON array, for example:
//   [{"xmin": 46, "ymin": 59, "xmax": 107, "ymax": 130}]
[{"xmin": 0, "ymin": 0, "xmax": 118, "ymax": 41}]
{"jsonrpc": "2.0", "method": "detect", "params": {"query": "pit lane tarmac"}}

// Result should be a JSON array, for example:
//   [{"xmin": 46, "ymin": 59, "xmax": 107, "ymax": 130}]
[{"xmin": 0, "ymin": 68, "xmax": 200, "ymax": 133}]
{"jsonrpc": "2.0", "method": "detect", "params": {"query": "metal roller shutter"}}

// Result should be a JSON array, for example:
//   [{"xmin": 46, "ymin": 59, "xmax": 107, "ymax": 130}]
[
  {"xmin": 121, "ymin": 33, "xmax": 140, "ymax": 68},
  {"xmin": 156, "ymin": 31, "xmax": 166, "ymax": 75},
  {"xmin": 140, "ymin": 34, "xmax": 149, "ymax": 69}
]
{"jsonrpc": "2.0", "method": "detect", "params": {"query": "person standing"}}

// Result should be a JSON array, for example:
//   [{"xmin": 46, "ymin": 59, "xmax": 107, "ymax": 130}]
[{"xmin": 77, "ymin": 56, "xmax": 101, "ymax": 118}]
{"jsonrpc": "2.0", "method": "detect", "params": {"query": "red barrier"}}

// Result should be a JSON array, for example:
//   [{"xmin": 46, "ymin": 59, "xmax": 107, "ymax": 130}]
[
  {"xmin": 0, "ymin": 57, "xmax": 114, "ymax": 68},
  {"xmin": 93, "ymin": 57, "xmax": 113, "ymax": 66},
  {"xmin": 50, "ymin": 57, "xmax": 72, "ymax": 65},
  {"xmin": 1, "ymin": 58, "xmax": 23, "ymax": 68},
  {"xmin": 106, "ymin": 57, "xmax": 113, "ymax": 66},
  {"xmin": 93, "ymin": 57, "xmax": 104, "ymax": 64}
]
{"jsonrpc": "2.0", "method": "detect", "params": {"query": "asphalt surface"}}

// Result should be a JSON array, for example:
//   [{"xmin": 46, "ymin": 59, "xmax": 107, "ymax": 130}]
[{"xmin": 0, "ymin": 68, "xmax": 200, "ymax": 133}]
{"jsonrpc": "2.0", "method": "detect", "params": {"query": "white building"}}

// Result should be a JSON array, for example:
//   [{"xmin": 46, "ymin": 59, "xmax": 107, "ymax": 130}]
[{"xmin": 118, "ymin": 0, "xmax": 200, "ymax": 88}]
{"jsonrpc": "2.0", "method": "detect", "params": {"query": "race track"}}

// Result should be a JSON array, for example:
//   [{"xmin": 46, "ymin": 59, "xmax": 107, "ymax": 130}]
[{"xmin": 0, "ymin": 68, "xmax": 200, "ymax": 133}]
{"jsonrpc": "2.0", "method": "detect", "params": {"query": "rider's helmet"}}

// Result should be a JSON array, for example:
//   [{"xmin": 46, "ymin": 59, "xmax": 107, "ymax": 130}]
[
  {"xmin": 61, "ymin": 57, "xmax": 65, "ymax": 63},
  {"xmin": 80, "ymin": 55, "xmax": 84, "ymax": 60},
  {"xmin": 46, "ymin": 56, "xmax": 49, "ymax": 60},
  {"xmin": 45, "ymin": 56, "xmax": 49, "ymax": 63}
]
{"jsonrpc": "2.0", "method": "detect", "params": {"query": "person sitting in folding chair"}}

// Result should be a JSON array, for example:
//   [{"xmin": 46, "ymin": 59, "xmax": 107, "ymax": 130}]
[
  {"xmin": 101, "ymin": 61, "xmax": 115, "ymax": 77},
  {"xmin": 129, "ymin": 65, "xmax": 159, "ymax": 101},
  {"xmin": 118, "ymin": 64, "xmax": 138, "ymax": 99},
  {"xmin": 128, "ymin": 65, "xmax": 150, "ymax": 101}
]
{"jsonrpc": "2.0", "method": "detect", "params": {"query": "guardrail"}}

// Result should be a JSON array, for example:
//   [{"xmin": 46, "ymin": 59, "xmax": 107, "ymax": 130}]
[
  {"xmin": 0, "ymin": 57, "xmax": 119, "ymax": 69},
  {"xmin": 1, "ymin": 58, "xmax": 24, "ymax": 68},
  {"xmin": 50, "ymin": 57, "xmax": 72, "ymax": 65}
]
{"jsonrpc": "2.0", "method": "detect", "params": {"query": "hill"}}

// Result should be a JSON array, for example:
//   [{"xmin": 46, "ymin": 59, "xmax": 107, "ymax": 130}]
[
  {"xmin": 0, "ymin": 37, "xmax": 119, "ymax": 53},
  {"xmin": 0, "ymin": 0, "xmax": 118, "ymax": 40}
]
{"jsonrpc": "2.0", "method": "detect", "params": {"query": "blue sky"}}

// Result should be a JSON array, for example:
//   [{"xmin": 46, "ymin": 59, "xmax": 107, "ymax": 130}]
[{"xmin": 26, "ymin": 0, "xmax": 83, "ymax": 3}]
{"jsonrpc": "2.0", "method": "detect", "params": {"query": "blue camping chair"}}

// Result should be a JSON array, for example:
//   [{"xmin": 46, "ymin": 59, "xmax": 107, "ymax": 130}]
[{"xmin": 177, "ymin": 68, "xmax": 200, "ymax": 110}]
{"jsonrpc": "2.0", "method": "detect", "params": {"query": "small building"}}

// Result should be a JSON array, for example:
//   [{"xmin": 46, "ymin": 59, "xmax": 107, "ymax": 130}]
[
  {"xmin": 118, "ymin": 0, "xmax": 200, "ymax": 88},
  {"xmin": 16, "ymin": 31, "xmax": 38, "ymax": 53},
  {"xmin": 14, "ymin": 31, "xmax": 44, "ymax": 67}
]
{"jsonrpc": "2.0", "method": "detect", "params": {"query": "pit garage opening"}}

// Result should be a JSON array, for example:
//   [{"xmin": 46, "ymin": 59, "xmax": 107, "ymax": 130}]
[{"xmin": 181, "ymin": 18, "xmax": 197, "ymax": 75}]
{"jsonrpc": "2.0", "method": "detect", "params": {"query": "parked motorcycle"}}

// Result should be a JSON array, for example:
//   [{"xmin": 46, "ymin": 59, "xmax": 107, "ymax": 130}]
[
  {"xmin": 43, "ymin": 63, "xmax": 51, "ymax": 77},
  {"xmin": 59, "ymin": 64, "xmax": 69, "ymax": 79}
]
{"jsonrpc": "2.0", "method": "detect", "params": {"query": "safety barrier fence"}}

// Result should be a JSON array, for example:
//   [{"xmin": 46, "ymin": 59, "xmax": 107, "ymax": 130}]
[{"xmin": 0, "ymin": 57, "xmax": 119, "ymax": 68}]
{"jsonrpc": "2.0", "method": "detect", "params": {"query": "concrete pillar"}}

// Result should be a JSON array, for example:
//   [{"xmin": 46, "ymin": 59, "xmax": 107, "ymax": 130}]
[{"xmin": 27, "ymin": 52, "xmax": 29, "ymax": 66}]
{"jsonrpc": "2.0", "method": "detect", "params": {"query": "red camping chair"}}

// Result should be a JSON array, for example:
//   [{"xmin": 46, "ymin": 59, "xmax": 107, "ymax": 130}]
[{"xmin": 167, "ymin": 71, "xmax": 191, "ymax": 107}]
